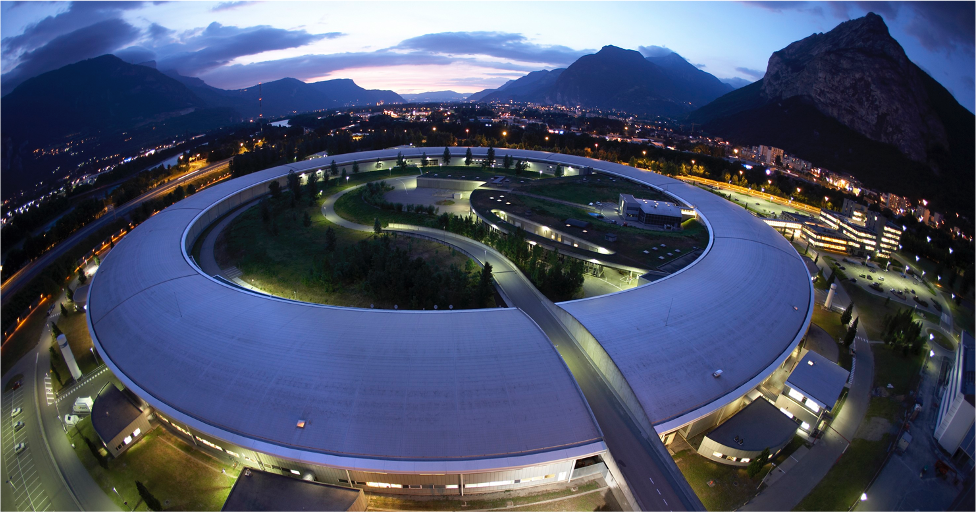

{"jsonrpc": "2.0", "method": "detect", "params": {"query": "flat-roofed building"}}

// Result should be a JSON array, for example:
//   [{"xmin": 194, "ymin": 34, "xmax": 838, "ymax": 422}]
[
  {"xmin": 697, "ymin": 398, "xmax": 799, "ymax": 466},
  {"xmin": 935, "ymin": 332, "xmax": 975, "ymax": 471},
  {"xmin": 92, "ymin": 385, "xmax": 152, "ymax": 457},
  {"xmin": 222, "ymin": 469, "xmax": 368, "ymax": 511},
  {"xmin": 618, "ymin": 194, "xmax": 686, "ymax": 228},
  {"xmin": 776, "ymin": 350, "xmax": 849, "ymax": 435}
]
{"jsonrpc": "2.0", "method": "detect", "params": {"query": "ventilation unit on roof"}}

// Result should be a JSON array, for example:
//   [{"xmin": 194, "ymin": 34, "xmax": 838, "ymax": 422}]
[{"xmin": 713, "ymin": 370, "xmax": 723, "ymax": 378}]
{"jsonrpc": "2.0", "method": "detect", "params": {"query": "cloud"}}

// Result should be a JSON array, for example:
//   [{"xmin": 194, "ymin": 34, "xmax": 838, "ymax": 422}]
[
  {"xmin": 2, "ymin": 18, "xmax": 142, "ymax": 90},
  {"xmin": 211, "ymin": 1, "xmax": 255, "ymax": 11},
  {"xmin": 114, "ymin": 45, "xmax": 157, "ymax": 64},
  {"xmin": 637, "ymin": 45, "xmax": 674, "ymax": 58},
  {"xmin": 742, "ymin": 1, "xmax": 814, "ymax": 13},
  {"xmin": 735, "ymin": 66, "xmax": 764, "ymax": 79},
  {"xmin": 903, "ymin": 2, "xmax": 975, "ymax": 56},
  {"xmin": 694, "ymin": 63, "xmax": 706, "ymax": 69},
  {"xmin": 147, "ymin": 23, "xmax": 175, "ymax": 44},
  {"xmin": 154, "ymin": 22, "xmax": 340, "ymax": 76},
  {"xmin": 2, "ymin": 1, "xmax": 146, "ymax": 59},
  {"xmin": 390, "ymin": 31, "xmax": 587, "ymax": 65}
]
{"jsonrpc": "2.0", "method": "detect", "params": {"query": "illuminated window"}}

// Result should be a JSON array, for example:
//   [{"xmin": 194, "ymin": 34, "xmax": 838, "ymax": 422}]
[
  {"xmin": 132, "ymin": 428, "xmax": 141, "ymax": 437},
  {"xmin": 225, "ymin": 450, "xmax": 240, "ymax": 458},
  {"xmin": 805, "ymin": 400, "xmax": 820, "ymax": 413},
  {"xmin": 800, "ymin": 422, "xmax": 811, "ymax": 431},
  {"xmin": 780, "ymin": 408, "xmax": 794, "ymax": 419},
  {"xmin": 465, "ymin": 480, "xmax": 515, "ymax": 488},
  {"xmin": 445, "ymin": 485, "xmax": 458, "ymax": 489},
  {"xmin": 123, "ymin": 436, "xmax": 132, "ymax": 445},
  {"xmin": 713, "ymin": 452, "xmax": 723, "ymax": 458},
  {"xmin": 289, "ymin": 469, "xmax": 300, "ymax": 475},
  {"xmin": 788, "ymin": 388, "xmax": 805, "ymax": 401},
  {"xmin": 740, "ymin": 458, "xmax": 751, "ymax": 463},
  {"xmin": 366, "ymin": 482, "xmax": 403, "ymax": 489}
]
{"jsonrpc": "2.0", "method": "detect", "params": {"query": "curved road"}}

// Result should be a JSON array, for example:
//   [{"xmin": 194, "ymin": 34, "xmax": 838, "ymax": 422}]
[{"xmin": 1, "ymin": 159, "xmax": 231, "ymax": 307}]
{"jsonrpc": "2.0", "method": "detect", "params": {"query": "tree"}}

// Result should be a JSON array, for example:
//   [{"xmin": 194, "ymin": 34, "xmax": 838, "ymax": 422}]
[
  {"xmin": 352, "ymin": 160, "xmax": 360, "ymax": 174},
  {"xmin": 826, "ymin": 271, "xmax": 835, "ymax": 286},
  {"xmin": 136, "ymin": 481, "xmax": 163, "ymax": 511},
  {"xmin": 502, "ymin": 154, "xmax": 513, "ymax": 170},
  {"xmin": 816, "ymin": 268, "xmax": 824, "ymax": 283},
  {"xmin": 884, "ymin": 296, "xmax": 891, "ymax": 308},
  {"xmin": 330, "ymin": 160, "xmax": 339, "ymax": 176},
  {"xmin": 477, "ymin": 261, "xmax": 494, "ymax": 307},
  {"xmin": 841, "ymin": 302, "xmax": 853, "ymax": 325},
  {"xmin": 186, "ymin": 183, "xmax": 196, "ymax": 195},
  {"xmin": 78, "ymin": 270, "xmax": 87, "ymax": 285},
  {"xmin": 555, "ymin": 165, "xmax": 565, "ymax": 177},
  {"xmin": 747, "ymin": 447, "xmax": 771, "ymax": 478},
  {"xmin": 844, "ymin": 317, "xmax": 859, "ymax": 346},
  {"xmin": 268, "ymin": 181, "xmax": 281, "ymax": 198},
  {"xmin": 66, "ymin": 287, "xmax": 74, "ymax": 301},
  {"xmin": 421, "ymin": 152, "xmax": 429, "ymax": 167},
  {"xmin": 341, "ymin": 168, "xmax": 347, "ymax": 182},
  {"xmin": 813, "ymin": 254, "xmax": 819, "ymax": 264},
  {"xmin": 51, "ymin": 321, "xmax": 63, "ymax": 337},
  {"xmin": 60, "ymin": 303, "xmax": 69, "ymax": 317},
  {"xmin": 374, "ymin": 217, "xmax": 382, "ymax": 236},
  {"xmin": 486, "ymin": 147, "xmax": 496, "ymax": 167},
  {"xmin": 302, "ymin": 212, "xmax": 312, "ymax": 227},
  {"xmin": 396, "ymin": 152, "xmax": 406, "ymax": 169},
  {"xmin": 443, "ymin": 147, "xmax": 451, "ymax": 165},
  {"xmin": 325, "ymin": 227, "xmax": 337, "ymax": 252},
  {"xmin": 375, "ymin": 157, "xmax": 383, "ymax": 169},
  {"xmin": 287, "ymin": 171, "xmax": 302, "ymax": 199},
  {"xmin": 306, "ymin": 171, "xmax": 320, "ymax": 200},
  {"xmin": 465, "ymin": 147, "xmax": 473, "ymax": 166}
]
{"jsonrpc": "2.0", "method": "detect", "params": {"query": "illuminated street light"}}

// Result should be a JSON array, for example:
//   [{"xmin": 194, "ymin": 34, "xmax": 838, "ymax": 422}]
[
  {"xmin": 915, "ymin": 255, "xmax": 920, "ymax": 262},
  {"xmin": 861, "ymin": 493, "xmax": 868, "ymax": 502}
]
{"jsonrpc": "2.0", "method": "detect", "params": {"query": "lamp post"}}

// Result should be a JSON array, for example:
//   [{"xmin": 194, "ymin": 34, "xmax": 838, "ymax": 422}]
[
  {"xmin": 90, "ymin": 347, "xmax": 99, "ymax": 366},
  {"xmin": 112, "ymin": 487, "xmax": 133, "ymax": 511}
]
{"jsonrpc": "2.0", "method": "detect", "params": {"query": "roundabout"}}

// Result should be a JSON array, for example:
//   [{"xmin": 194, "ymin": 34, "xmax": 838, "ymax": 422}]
[{"xmin": 86, "ymin": 148, "xmax": 813, "ymax": 508}]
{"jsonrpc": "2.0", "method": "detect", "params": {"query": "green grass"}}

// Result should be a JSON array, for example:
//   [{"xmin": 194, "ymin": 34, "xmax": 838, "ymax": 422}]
[
  {"xmin": 841, "ymin": 282, "xmax": 914, "ymax": 340},
  {"xmin": 58, "ymin": 308, "xmax": 99, "ymax": 373},
  {"xmin": 221, "ymin": 196, "xmax": 472, "ymax": 309},
  {"xmin": 333, "ymin": 188, "xmax": 441, "ymax": 229},
  {"xmin": 68, "ymin": 417, "xmax": 237, "ymax": 511},
  {"xmin": 927, "ymin": 330, "xmax": 954, "ymax": 351},
  {"xmin": 794, "ymin": 434, "xmax": 891, "ymax": 511},
  {"xmin": 671, "ymin": 449, "xmax": 771, "ymax": 511},
  {"xmin": 517, "ymin": 175, "xmax": 666, "ymax": 205},
  {"xmin": 365, "ymin": 480, "xmax": 610, "ymax": 511},
  {"xmin": 812, "ymin": 307, "xmax": 846, "ymax": 342},
  {"xmin": 867, "ymin": 345, "xmax": 924, "ymax": 421}
]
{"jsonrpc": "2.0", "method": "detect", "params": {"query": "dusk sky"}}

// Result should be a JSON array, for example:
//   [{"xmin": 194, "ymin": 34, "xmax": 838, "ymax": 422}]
[{"xmin": 2, "ymin": 1, "xmax": 974, "ymax": 111}]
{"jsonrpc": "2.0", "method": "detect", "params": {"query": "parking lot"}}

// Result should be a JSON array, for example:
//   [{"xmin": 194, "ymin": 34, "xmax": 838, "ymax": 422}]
[
  {"xmin": 833, "ymin": 257, "xmax": 945, "ymax": 318},
  {"xmin": 2, "ymin": 381, "xmax": 53, "ymax": 512}
]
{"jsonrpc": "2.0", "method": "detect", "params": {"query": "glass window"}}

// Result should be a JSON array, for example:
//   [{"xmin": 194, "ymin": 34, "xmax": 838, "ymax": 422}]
[{"xmin": 788, "ymin": 388, "xmax": 805, "ymax": 401}]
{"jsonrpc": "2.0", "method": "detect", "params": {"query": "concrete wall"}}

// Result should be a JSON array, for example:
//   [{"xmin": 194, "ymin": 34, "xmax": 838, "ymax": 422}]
[
  {"xmin": 416, "ymin": 177, "xmax": 485, "ymax": 191},
  {"xmin": 155, "ymin": 411, "xmax": 595, "ymax": 496}
]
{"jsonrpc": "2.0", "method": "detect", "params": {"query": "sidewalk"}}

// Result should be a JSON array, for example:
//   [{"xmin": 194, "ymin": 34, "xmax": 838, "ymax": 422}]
[{"xmin": 743, "ymin": 273, "xmax": 874, "ymax": 511}]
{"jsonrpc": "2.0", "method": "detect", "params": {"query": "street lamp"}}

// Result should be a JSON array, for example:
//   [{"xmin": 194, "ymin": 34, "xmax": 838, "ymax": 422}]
[
  {"xmin": 90, "ymin": 347, "xmax": 99, "ymax": 366},
  {"xmin": 112, "ymin": 487, "xmax": 133, "ymax": 511}
]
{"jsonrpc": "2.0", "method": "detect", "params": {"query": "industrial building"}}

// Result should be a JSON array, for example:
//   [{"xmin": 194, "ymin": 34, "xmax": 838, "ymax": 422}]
[
  {"xmin": 935, "ymin": 332, "xmax": 975, "ymax": 471},
  {"xmin": 87, "ymin": 148, "xmax": 813, "ymax": 499},
  {"xmin": 618, "ymin": 194, "xmax": 688, "ymax": 228},
  {"xmin": 775, "ymin": 351, "xmax": 849, "ymax": 435}
]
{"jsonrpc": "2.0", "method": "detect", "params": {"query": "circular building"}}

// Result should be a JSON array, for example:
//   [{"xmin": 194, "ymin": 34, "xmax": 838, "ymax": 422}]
[{"xmin": 87, "ymin": 148, "xmax": 812, "ymax": 495}]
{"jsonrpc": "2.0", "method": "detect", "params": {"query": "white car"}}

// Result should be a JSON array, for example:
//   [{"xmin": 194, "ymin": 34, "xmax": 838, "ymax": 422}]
[
  {"xmin": 11, "ymin": 407, "xmax": 22, "ymax": 418},
  {"xmin": 14, "ymin": 442, "xmax": 26, "ymax": 454},
  {"xmin": 64, "ymin": 414, "xmax": 80, "ymax": 426},
  {"xmin": 13, "ymin": 421, "xmax": 24, "ymax": 431}
]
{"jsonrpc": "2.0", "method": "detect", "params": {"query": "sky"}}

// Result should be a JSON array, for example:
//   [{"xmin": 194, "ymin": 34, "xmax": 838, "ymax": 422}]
[{"xmin": 1, "ymin": 1, "xmax": 974, "ymax": 111}]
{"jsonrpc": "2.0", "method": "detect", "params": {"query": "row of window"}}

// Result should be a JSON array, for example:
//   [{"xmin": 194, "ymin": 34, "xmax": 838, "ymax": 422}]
[
  {"xmin": 338, "ymin": 473, "xmax": 560, "ymax": 490},
  {"xmin": 786, "ymin": 387, "xmax": 821, "ymax": 413},
  {"xmin": 711, "ymin": 452, "xmax": 750, "ymax": 463},
  {"xmin": 114, "ymin": 427, "xmax": 142, "ymax": 451}
]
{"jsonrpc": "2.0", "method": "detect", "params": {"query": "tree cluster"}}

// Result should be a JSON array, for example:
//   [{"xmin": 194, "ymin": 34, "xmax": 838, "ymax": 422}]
[{"xmin": 881, "ymin": 308, "xmax": 923, "ymax": 355}]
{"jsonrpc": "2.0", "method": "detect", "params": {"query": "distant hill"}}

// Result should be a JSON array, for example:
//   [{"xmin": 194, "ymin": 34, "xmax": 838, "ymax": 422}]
[
  {"xmin": 690, "ymin": 13, "xmax": 975, "ymax": 213},
  {"xmin": 401, "ymin": 91, "xmax": 469, "ymax": 102},
  {"xmin": 719, "ymin": 77, "xmax": 753, "ymax": 90},
  {"xmin": 308, "ymin": 79, "xmax": 404, "ymax": 107},
  {"xmin": 469, "ymin": 47, "xmax": 732, "ymax": 117}
]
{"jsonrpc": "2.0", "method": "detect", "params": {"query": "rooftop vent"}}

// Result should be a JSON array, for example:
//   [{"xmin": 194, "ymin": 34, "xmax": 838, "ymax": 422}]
[
  {"xmin": 297, "ymin": 420, "xmax": 306, "ymax": 428},
  {"xmin": 713, "ymin": 370, "xmax": 723, "ymax": 378}
]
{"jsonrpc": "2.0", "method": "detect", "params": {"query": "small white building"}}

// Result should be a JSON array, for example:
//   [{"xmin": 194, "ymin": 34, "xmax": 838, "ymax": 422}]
[{"xmin": 775, "ymin": 350, "xmax": 849, "ymax": 435}]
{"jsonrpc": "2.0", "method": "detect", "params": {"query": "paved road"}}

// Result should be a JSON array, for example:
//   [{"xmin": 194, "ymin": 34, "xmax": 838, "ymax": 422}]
[
  {"xmin": 319, "ymin": 187, "xmax": 703, "ymax": 511},
  {"xmin": 1, "ymin": 160, "xmax": 231, "ymax": 306}
]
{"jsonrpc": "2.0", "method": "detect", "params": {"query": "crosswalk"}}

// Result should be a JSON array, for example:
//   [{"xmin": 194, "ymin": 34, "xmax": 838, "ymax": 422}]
[
  {"xmin": 43, "ymin": 375, "xmax": 54, "ymax": 405},
  {"xmin": 55, "ymin": 365, "xmax": 109, "ymax": 405},
  {"xmin": 2, "ymin": 384, "xmax": 52, "ymax": 511}
]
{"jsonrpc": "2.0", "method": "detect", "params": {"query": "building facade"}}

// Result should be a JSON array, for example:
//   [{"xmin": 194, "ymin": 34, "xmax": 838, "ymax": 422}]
[{"xmin": 935, "ymin": 332, "xmax": 975, "ymax": 471}]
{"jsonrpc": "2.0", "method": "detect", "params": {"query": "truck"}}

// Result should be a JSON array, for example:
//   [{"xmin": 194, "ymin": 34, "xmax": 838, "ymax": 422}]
[
  {"xmin": 73, "ymin": 396, "xmax": 94, "ymax": 414},
  {"xmin": 896, "ymin": 431, "xmax": 913, "ymax": 454}
]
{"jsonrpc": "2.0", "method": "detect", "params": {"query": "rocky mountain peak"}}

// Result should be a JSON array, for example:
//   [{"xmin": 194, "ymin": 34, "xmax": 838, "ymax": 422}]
[{"xmin": 760, "ymin": 12, "xmax": 947, "ymax": 163}]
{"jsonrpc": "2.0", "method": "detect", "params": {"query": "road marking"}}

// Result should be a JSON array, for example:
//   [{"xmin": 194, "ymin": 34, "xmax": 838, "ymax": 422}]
[
  {"xmin": 649, "ymin": 477, "xmax": 654, "ymax": 484},
  {"xmin": 657, "ymin": 489, "xmax": 661, "ymax": 495}
]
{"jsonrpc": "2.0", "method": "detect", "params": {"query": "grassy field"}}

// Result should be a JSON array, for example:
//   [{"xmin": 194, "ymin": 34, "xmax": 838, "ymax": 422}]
[
  {"xmin": 671, "ymin": 449, "xmax": 770, "ymax": 511},
  {"xmin": 333, "ymin": 187, "xmax": 443, "ymax": 229},
  {"xmin": 69, "ymin": 416, "xmax": 237, "ymax": 511},
  {"xmin": 366, "ymin": 479, "xmax": 615, "ymax": 511},
  {"xmin": 842, "ymin": 282, "xmax": 917, "ymax": 340},
  {"xmin": 516, "ymin": 175, "xmax": 666, "ymax": 205},
  {"xmin": 812, "ymin": 307, "xmax": 846, "ymax": 341},
  {"xmin": 867, "ymin": 345, "xmax": 924, "ymax": 421},
  {"xmin": 928, "ymin": 330, "xmax": 955, "ymax": 351},
  {"xmin": 219, "ymin": 196, "xmax": 474, "ymax": 309}
]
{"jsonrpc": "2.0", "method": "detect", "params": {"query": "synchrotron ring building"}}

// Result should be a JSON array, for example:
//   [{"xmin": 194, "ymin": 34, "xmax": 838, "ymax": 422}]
[{"xmin": 87, "ymin": 148, "xmax": 813, "ymax": 494}]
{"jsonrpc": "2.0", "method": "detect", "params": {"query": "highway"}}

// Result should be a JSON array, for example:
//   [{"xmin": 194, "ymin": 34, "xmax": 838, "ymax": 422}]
[
  {"xmin": 318, "ymin": 187, "xmax": 703, "ymax": 510},
  {"xmin": 1, "ymin": 159, "xmax": 231, "ymax": 307}
]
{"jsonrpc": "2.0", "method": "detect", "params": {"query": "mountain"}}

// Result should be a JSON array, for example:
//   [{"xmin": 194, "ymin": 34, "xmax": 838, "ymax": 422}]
[
  {"xmin": 719, "ymin": 77, "xmax": 753, "ymax": 90},
  {"xmin": 475, "ymin": 69, "xmax": 566, "ymax": 103},
  {"xmin": 469, "ymin": 47, "xmax": 732, "ymax": 117},
  {"xmin": 400, "ymin": 90, "xmax": 468, "ymax": 102},
  {"xmin": 690, "ymin": 13, "xmax": 974, "ymax": 213},
  {"xmin": 308, "ymin": 79, "xmax": 404, "ymax": 106},
  {"xmin": 644, "ymin": 52, "xmax": 733, "ymax": 104}
]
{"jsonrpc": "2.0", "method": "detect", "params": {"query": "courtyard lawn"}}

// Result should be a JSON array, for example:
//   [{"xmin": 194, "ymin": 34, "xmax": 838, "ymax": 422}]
[
  {"xmin": 422, "ymin": 165, "xmax": 549, "ymax": 182},
  {"xmin": 671, "ymin": 449, "xmax": 771, "ymax": 511},
  {"xmin": 867, "ymin": 345, "xmax": 925, "ymax": 422},
  {"xmin": 812, "ymin": 307, "xmax": 846, "ymax": 342},
  {"xmin": 794, "ymin": 435, "xmax": 892, "ymax": 511},
  {"xmin": 928, "ymin": 330, "xmax": 954, "ymax": 351},
  {"xmin": 69, "ymin": 417, "xmax": 237, "ymax": 511}
]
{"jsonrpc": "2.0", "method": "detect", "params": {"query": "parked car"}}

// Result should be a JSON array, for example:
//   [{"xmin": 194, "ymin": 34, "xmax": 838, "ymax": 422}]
[
  {"xmin": 11, "ymin": 379, "xmax": 22, "ymax": 390},
  {"xmin": 13, "ymin": 421, "xmax": 24, "ymax": 431},
  {"xmin": 859, "ymin": 274, "xmax": 866, "ymax": 278},
  {"xmin": 14, "ymin": 442, "xmax": 26, "ymax": 454},
  {"xmin": 850, "ymin": 278, "xmax": 857, "ymax": 283},
  {"xmin": 11, "ymin": 407, "xmax": 22, "ymax": 418}
]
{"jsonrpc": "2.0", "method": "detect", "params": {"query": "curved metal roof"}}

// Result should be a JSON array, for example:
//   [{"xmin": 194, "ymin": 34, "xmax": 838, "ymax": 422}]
[{"xmin": 88, "ymin": 147, "xmax": 811, "ymax": 469}]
